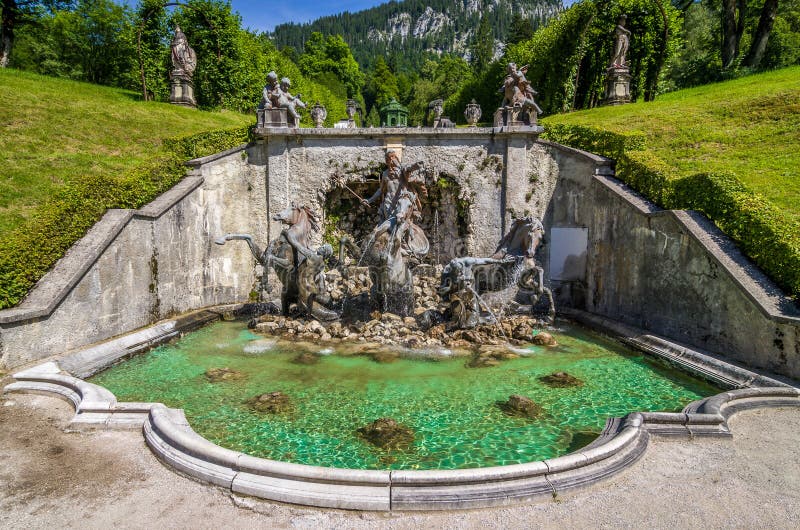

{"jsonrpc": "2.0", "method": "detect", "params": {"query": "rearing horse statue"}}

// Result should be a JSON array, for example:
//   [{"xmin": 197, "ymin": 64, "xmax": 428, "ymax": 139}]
[{"xmin": 215, "ymin": 204, "xmax": 339, "ymax": 321}]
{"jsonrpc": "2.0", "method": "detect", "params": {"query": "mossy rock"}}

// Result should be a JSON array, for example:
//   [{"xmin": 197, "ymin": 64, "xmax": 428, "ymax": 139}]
[
  {"xmin": 246, "ymin": 391, "xmax": 292, "ymax": 414},
  {"xmin": 205, "ymin": 367, "xmax": 246, "ymax": 383},
  {"xmin": 357, "ymin": 418, "xmax": 414, "ymax": 449},
  {"xmin": 539, "ymin": 371, "xmax": 584, "ymax": 388},
  {"xmin": 497, "ymin": 394, "xmax": 544, "ymax": 419}
]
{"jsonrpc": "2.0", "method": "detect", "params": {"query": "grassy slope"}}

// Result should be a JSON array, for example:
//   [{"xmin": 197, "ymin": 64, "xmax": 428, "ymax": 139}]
[
  {"xmin": 542, "ymin": 67, "xmax": 800, "ymax": 222},
  {"xmin": 0, "ymin": 69, "xmax": 253, "ymax": 235}
]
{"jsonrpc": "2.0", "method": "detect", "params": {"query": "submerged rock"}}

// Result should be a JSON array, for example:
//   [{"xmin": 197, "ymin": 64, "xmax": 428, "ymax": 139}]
[
  {"xmin": 246, "ymin": 391, "xmax": 292, "ymax": 413},
  {"xmin": 498, "ymin": 394, "xmax": 544, "ymax": 419},
  {"xmin": 532, "ymin": 332, "xmax": 558, "ymax": 346},
  {"xmin": 466, "ymin": 355, "xmax": 500, "ymax": 368},
  {"xmin": 205, "ymin": 368, "xmax": 245, "ymax": 383},
  {"xmin": 539, "ymin": 371, "xmax": 584, "ymax": 388},
  {"xmin": 291, "ymin": 352, "xmax": 319, "ymax": 365},
  {"xmin": 371, "ymin": 351, "xmax": 399, "ymax": 364},
  {"xmin": 357, "ymin": 418, "xmax": 414, "ymax": 449}
]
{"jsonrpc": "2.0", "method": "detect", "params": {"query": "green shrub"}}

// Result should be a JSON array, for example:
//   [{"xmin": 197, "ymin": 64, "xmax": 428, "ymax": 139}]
[
  {"xmin": 544, "ymin": 123, "xmax": 800, "ymax": 298},
  {"xmin": 0, "ymin": 126, "xmax": 252, "ymax": 310}
]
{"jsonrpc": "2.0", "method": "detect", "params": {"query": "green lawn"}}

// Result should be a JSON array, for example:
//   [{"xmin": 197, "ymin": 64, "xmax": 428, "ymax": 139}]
[
  {"xmin": 542, "ymin": 67, "xmax": 800, "ymax": 223},
  {"xmin": 0, "ymin": 69, "xmax": 252, "ymax": 235}
]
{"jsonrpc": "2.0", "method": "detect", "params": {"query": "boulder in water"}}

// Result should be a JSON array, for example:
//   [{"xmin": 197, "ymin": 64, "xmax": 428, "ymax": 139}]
[
  {"xmin": 205, "ymin": 368, "xmax": 245, "ymax": 383},
  {"xmin": 498, "ymin": 394, "xmax": 544, "ymax": 419},
  {"xmin": 539, "ymin": 371, "xmax": 584, "ymax": 388},
  {"xmin": 532, "ymin": 332, "xmax": 558, "ymax": 346},
  {"xmin": 357, "ymin": 418, "xmax": 414, "ymax": 449},
  {"xmin": 246, "ymin": 391, "xmax": 292, "ymax": 413}
]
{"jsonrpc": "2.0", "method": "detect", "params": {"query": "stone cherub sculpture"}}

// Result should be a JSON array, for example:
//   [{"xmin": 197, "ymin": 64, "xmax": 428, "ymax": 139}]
[
  {"xmin": 610, "ymin": 15, "xmax": 631, "ymax": 68},
  {"xmin": 170, "ymin": 26, "xmax": 196, "ymax": 77},
  {"xmin": 497, "ymin": 62, "xmax": 542, "ymax": 125},
  {"xmin": 256, "ymin": 71, "xmax": 307, "ymax": 127}
]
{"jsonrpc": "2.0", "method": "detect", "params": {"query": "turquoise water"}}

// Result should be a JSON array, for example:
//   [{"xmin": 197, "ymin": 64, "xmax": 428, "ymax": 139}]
[{"xmin": 89, "ymin": 321, "xmax": 721, "ymax": 470}]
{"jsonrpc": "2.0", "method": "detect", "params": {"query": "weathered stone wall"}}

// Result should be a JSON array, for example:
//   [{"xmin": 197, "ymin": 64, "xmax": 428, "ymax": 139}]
[
  {"xmin": 0, "ymin": 147, "xmax": 264, "ymax": 368},
  {"xmin": 0, "ymin": 128, "xmax": 797, "ymax": 380}
]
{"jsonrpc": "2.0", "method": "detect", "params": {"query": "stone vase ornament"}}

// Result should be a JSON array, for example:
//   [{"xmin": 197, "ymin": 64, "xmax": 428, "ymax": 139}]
[
  {"xmin": 464, "ymin": 99, "xmax": 482, "ymax": 127},
  {"xmin": 311, "ymin": 102, "xmax": 327, "ymax": 128}
]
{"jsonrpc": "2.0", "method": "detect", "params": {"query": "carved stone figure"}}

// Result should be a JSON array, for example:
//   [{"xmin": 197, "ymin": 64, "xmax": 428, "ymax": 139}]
[
  {"xmin": 276, "ymin": 77, "xmax": 307, "ymax": 127},
  {"xmin": 438, "ymin": 216, "xmax": 555, "ymax": 328},
  {"xmin": 338, "ymin": 151, "xmax": 430, "ymax": 316},
  {"xmin": 255, "ymin": 73, "xmax": 307, "ymax": 128},
  {"xmin": 464, "ymin": 99, "xmax": 482, "ymax": 127},
  {"xmin": 495, "ymin": 62, "xmax": 542, "ymax": 126},
  {"xmin": 610, "ymin": 15, "xmax": 631, "ymax": 68},
  {"xmin": 257, "ymin": 71, "xmax": 279, "ymax": 111},
  {"xmin": 169, "ymin": 26, "xmax": 197, "ymax": 107},
  {"xmin": 310, "ymin": 102, "xmax": 327, "ymax": 128},
  {"xmin": 605, "ymin": 15, "xmax": 632, "ymax": 105},
  {"xmin": 170, "ymin": 26, "xmax": 196, "ymax": 76},
  {"xmin": 215, "ymin": 205, "xmax": 339, "ymax": 321}
]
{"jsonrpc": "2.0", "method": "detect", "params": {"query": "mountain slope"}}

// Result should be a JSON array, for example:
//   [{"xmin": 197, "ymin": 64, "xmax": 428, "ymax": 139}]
[{"xmin": 272, "ymin": 0, "xmax": 563, "ymax": 71}]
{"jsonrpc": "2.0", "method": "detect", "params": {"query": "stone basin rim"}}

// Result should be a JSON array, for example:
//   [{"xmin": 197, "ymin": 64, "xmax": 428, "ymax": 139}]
[{"xmin": 4, "ymin": 307, "xmax": 799, "ymax": 510}]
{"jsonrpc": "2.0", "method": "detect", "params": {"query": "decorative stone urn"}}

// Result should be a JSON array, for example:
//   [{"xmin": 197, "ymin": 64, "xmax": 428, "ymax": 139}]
[
  {"xmin": 464, "ymin": 99, "xmax": 482, "ymax": 127},
  {"xmin": 310, "ymin": 102, "xmax": 327, "ymax": 128}
]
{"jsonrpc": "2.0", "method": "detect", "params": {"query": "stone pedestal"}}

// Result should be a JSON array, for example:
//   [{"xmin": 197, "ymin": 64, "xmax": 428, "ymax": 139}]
[
  {"xmin": 169, "ymin": 70, "xmax": 196, "ymax": 107},
  {"xmin": 256, "ymin": 108, "xmax": 289, "ymax": 128},
  {"xmin": 604, "ymin": 67, "xmax": 631, "ymax": 105},
  {"xmin": 493, "ymin": 106, "xmax": 536, "ymax": 127}
]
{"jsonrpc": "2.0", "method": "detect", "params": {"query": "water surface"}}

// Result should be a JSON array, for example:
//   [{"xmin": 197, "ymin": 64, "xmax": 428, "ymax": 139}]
[{"xmin": 90, "ymin": 321, "xmax": 720, "ymax": 470}]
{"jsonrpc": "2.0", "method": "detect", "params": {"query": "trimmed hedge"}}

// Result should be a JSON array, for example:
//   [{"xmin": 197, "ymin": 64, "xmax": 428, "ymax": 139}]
[
  {"xmin": 543, "ymin": 124, "xmax": 800, "ymax": 298},
  {"xmin": 0, "ymin": 126, "xmax": 252, "ymax": 310}
]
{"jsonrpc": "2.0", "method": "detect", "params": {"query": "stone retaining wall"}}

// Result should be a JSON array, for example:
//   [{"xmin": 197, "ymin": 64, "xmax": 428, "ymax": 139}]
[{"xmin": 0, "ymin": 127, "xmax": 798, "ymax": 379}]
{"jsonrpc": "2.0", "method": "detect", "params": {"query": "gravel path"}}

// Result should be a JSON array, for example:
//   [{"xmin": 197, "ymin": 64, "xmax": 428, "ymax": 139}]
[{"xmin": 1, "ymin": 392, "xmax": 798, "ymax": 529}]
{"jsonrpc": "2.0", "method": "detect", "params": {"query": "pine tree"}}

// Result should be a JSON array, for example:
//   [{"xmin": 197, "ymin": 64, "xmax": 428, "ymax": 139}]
[{"xmin": 471, "ymin": 14, "xmax": 494, "ymax": 74}]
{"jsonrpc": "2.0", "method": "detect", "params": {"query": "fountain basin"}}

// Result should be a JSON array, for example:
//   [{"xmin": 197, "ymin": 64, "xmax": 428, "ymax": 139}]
[{"xmin": 4, "ymin": 307, "xmax": 798, "ymax": 510}]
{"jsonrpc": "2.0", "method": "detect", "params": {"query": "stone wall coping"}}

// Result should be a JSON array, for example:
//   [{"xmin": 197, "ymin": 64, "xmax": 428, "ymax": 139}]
[
  {"xmin": 251, "ymin": 125, "xmax": 544, "ymax": 140},
  {"xmin": 4, "ymin": 309, "xmax": 798, "ymax": 510},
  {"xmin": 0, "ymin": 174, "xmax": 207, "ymax": 327},
  {"xmin": 593, "ymin": 174, "xmax": 800, "ymax": 323},
  {"xmin": 185, "ymin": 144, "xmax": 248, "ymax": 168}
]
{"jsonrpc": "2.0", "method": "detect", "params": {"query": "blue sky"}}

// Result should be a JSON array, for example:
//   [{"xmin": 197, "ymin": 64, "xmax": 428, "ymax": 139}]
[{"xmin": 231, "ymin": 1, "xmax": 385, "ymax": 32}]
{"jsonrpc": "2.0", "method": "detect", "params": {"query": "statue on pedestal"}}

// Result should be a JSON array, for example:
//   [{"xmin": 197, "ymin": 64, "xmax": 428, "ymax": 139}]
[
  {"xmin": 169, "ymin": 26, "xmax": 197, "ymax": 107},
  {"xmin": 609, "ymin": 15, "xmax": 631, "ymax": 68},
  {"xmin": 604, "ymin": 15, "xmax": 632, "ymax": 105},
  {"xmin": 255, "ymin": 72, "xmax": 307, "ymax": 128},
  {"xmin": 494, "ymin": 62, "xmax": 542, "ymax": 127}
]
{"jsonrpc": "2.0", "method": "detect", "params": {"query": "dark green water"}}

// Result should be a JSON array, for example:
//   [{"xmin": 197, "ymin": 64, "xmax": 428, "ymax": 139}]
[{"xmin": 89, "ymin": 321, "xmax": 720, "ymax": 470}]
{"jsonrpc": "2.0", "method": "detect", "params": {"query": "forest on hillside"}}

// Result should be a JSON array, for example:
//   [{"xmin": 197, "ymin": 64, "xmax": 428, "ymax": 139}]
[
  {"xmin": 1, "ymin": 0, "xmax": 798, "ymax": 125},
  {"xmin": 272, "ymin": 0, "xmax": 564, "ymax": 72}
]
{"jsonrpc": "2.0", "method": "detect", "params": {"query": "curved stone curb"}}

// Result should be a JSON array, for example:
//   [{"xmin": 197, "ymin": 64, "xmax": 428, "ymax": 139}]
[
  {"xmin": 6, "ymin": 362, "xmax": 155, "ymax": 430},
  {"xmin": 3, "ymin": 311, "xmax": 800, "ymax": 511},
  {"xmin": 6, "ymin": 367, "xmax": 797, "ymax": 510}
]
